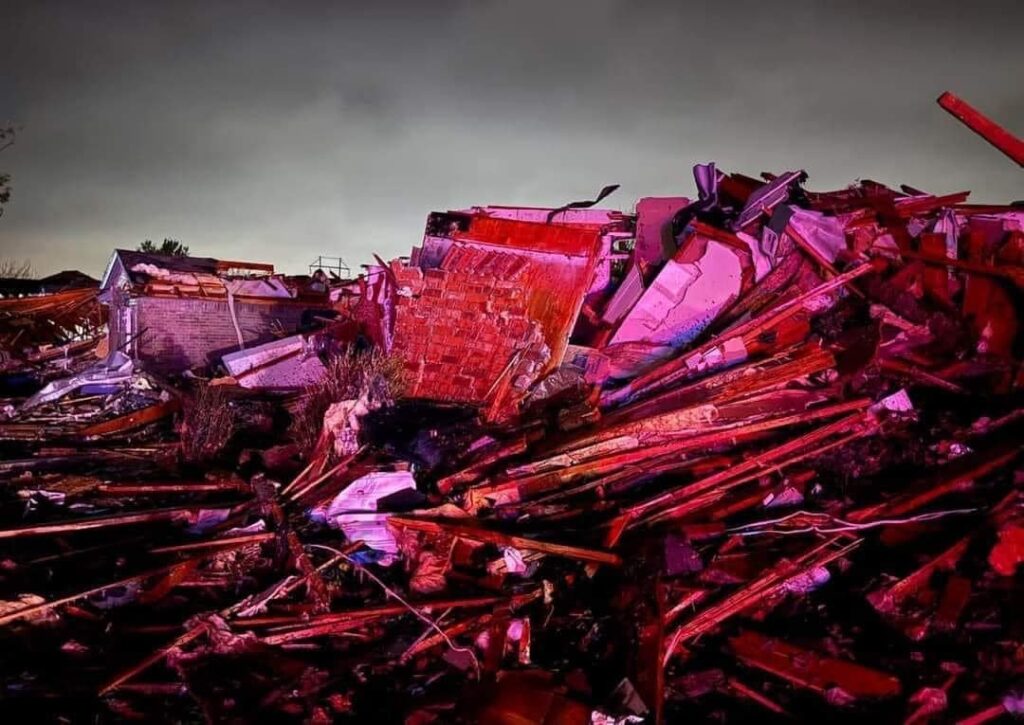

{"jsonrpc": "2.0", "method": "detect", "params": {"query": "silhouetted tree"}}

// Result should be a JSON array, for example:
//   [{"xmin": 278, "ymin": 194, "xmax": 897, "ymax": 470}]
[
  {"xmin": 0, "ymin": 125, "xmax": 15, "ymax": 218},
  {"xmin": 0, "ymin": 259, "xmax": 33, "ymax": 279},
  {"xmin": 138, "ymin": 238, "xmax": 190, "ymax": 256}
]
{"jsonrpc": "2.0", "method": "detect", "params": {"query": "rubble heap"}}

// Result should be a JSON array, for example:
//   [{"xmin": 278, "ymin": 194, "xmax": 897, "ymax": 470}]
[
  {"xmin": 0, "ymin": 272, "xmax": 105, "ymax": 399},
  {"xmin": 1, "ymin": 96, "xmax": 1023, "ymax": 723}
]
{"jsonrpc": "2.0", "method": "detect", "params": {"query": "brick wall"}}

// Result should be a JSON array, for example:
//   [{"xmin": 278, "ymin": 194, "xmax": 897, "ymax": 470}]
[
  {"xmin": 390, "ymin": 257, "xmax": 548, "ymax": 408},
  {"xmin": 133, "ymin": 295, "xmax": 314, "ymax": 375}
]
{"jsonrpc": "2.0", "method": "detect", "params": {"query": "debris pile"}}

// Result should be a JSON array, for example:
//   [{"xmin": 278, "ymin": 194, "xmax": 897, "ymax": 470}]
[
  {"xmin": 0, "ymin": 272, "xmax": 105, "ymax": 398},
  {"xmin": 1, "ymin": 95, "xmax": 1023, "ymax": 723}
]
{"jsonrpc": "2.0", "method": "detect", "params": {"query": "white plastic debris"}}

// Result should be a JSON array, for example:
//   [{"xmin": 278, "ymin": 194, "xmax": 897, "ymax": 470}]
[
  {"xmin": 310, "ymin": 470, "xmax": 417, "ymax": 556},
  {"xmin": 786, "ymin": 207, "xmax": 848, "ymax": 263},
  {"xmin": 501, "ymin": 547, "xmax": 528, "ymax": 575},
  {"xmin": 319, "ymin": 471, "xmax": 416, "ymax": 515},
  {"xmin": 224, "ymin": 519, "xmax": 267, "ymax": 536},
  {"xmin": 222, "ymin": 335, "xmax": 326, "ymax": 390},
  {"xmin": 763, "ymin": 485, "xmax": 805, "ymax": 508},
  {"xmin": 591, "ymin": 713, "xmax": 645, "ymax": 725},
  {"xmin": 871, "ymin": 388, "xmax": 915, "ymax": 416},
  {"xmin": 783, "ymin": 566, "xmax": 831, "ymax": 594},
  {"xmin": 186, "ymin": 508, "xmax": 232, "ymax": 534}
]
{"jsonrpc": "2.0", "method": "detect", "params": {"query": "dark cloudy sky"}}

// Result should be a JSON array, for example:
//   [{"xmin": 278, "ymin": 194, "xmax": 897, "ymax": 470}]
[{"xmin": 1, "ymin": 1, "xmax": 1022, "ymax": 277}]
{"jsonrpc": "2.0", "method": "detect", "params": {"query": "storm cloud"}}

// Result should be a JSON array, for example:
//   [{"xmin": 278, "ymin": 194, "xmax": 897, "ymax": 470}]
[{"xmin": 1, "ymin": 0, "xmax": 1022, "ymax": 276}]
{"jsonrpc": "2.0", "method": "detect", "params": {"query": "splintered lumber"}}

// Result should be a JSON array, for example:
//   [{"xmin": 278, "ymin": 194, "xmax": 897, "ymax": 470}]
[
  {"xmin": 0, "ymin": 506, "xmax": 199, "ymax": 539},
  {"xmin": 847, "ymin": 445, "xmax": 1020, "ymax": 524},
  {"xmin": 602, "ymin": 401, "xmax": 874, "ymax": 546},
  {"xmin": 242, "ymin": 595, "xmax": 522, "ymax": 645},
  {"xmin": 222, "ymin": 539, "xmax": 367, "ymax": 619},
  {"xmin": 479, "ymin": 396, "xmax": 868, "ymax": 517},
  {"xmin": 0, "ymin": 445, "xmax": 178, "ymax": 477},
  {"xmin": 97, "ymin": 481, "xmax": 244, "ymax": 495},
  {"xmin": 233, "ymin": 594, "xmax": 523, "ymax": 629},
  {"xmin": 784, "ymin": 223, "xmax": 865, "ymax": 299},
  {"xmin": 101, "ymin": 549, "xmax": 363, "ymax": 694},
  {"xmin": 100, "ymin": 539, "xmax": 355, "ymax": 695},
  {"xmin": 0, "ymin": 558, "xmax": 202, "ymax": 627},
  {"xmin": 602, "ymin": 260, "xmax": 883, "ymax": 407},
  {"xmin": 437, "ymin": 433, "xmax": 535, "ymax": 494},
  {"xmin": 388, "ymin": 516, "xmax": 623, "ymax": 566},
  {"xmin": 400, "ymin": 612, "xmax": 494, "ymax": 662},
  {"xmin": 600, "ymin": 343, "xmax": 836, "ymax": 428},
  {"xmin": 663, "ymin": 537, "xmax": 860, "ymax": 664},
  {"xmin": 79, "ymin": 398, "xmax": 178, "ymax": 437},
  {"xmin": 99, "ymin": 627, "xmax": 204, "ymax": 697},
  {"xmin": 868, "ymin": 536, "xmax": 971, "ymax": 616},
  {"xmin": 938, "ymin": 91, "xmax": 1024, "ymax": 167},
  {"xmin": 148, "ymin": 532, "xmax": 276, "ymax": 554},
  {"xmin": 727, "ymin": 677, "xmax": 790, "ymax": 716},
  {"xmin": 957, "ymin": 703, "xmax": 1011, "ymax": 725},
  {"xmin": 728, "ymin": 631, "xmax": 901, "ymax": 698}
]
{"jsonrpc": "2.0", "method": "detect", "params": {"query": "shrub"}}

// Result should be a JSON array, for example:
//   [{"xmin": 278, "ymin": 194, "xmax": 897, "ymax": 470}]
[
  {"xmin": 179, "ymin": 384, "xmax": 235, "ymax": 463},
  {"xmin": 289, "ymin": 347, "xmax": 406, "ymax": 455}
]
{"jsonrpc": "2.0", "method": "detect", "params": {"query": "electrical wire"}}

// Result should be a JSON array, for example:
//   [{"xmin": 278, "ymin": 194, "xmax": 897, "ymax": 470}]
[
  {"xmin": 726, "ymin": 507, "xmax": 978, "ymax": 537},
  {"xmin": 307, "ymin": 543, "xmax": 481, "ymax": 676}
]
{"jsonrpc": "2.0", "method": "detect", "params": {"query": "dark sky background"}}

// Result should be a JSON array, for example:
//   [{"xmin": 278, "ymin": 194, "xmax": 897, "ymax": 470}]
[{"xmin": 1, "ymin": 1, "xmax": 1022, "ymax": 277}]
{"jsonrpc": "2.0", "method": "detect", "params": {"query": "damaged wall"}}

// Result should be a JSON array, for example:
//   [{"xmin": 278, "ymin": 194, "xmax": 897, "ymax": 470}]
[
  {"xmin": 125, "ymin": 296, "xmax": 315, "ymax": 376},
  {"xmin": 387, "ymin": 213, "xmax": 609, "ymax": 418},
  {"xmin": 390, "ymin": 255, "xmax": 547, "ymax": 410}
]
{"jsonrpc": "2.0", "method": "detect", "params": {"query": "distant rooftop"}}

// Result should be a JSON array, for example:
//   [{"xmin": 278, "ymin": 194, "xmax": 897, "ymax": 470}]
[{"xmin": 0, "ymin": 270, "xmax": 98, "ymax": 297}]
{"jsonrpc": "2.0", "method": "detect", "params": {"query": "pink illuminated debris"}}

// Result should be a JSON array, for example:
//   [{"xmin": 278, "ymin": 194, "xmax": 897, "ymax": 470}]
[
  {"xmin": 5, "ymin": 93, "xmax": 1024, "ymax": 722},
  {"xmin": 608, "ymin": 231, "xmax": 750, "ymax": 348},
  {"xmin": 938, "ymin": 91, "xmax": 1024, "ymax": 167}
]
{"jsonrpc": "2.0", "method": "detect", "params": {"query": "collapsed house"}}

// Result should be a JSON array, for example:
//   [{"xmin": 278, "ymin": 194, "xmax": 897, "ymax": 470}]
[
  {"xmin": 0, "ymin": 92, "xmax": 1023, "ymax": 723},
  {"xmin": 99, "ymin": 249, "xmax": 333, "ymax": 376},
  {"xmin": 0, "ymin": 252, "xmax": 337, "ymax": 441},
  {"xmin": 0, "ymin": 269, "xmax": 105, "ymax": 397}
]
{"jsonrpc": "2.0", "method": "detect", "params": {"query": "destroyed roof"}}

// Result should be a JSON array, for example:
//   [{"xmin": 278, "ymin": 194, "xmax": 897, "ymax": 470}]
[
  {"xmin": 97, "ymin": 248, "xmax": 316, "ymax": 302},
  {"xmin": 0, "ymin": 271, "xmax": 103, "ymax": 348},
  {"xmin": 100, "ymin": 249, "xmax": 242, "ymax": 289}
]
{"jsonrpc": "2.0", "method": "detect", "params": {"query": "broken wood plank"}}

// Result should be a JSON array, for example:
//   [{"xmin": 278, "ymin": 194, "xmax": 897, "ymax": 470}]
[{"xmin": 388, "ymin": 516, "xmax": 622, "ymax": 566}]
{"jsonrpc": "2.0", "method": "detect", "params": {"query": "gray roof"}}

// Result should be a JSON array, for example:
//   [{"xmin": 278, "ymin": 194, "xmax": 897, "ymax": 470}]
[
  {"xmin": 113, "ymin": 249, "xmax": 221, "ymax": 280},
  {"xmin": 101, "ymin": 249, "xmax": 221, "ymax": 290}
]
